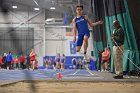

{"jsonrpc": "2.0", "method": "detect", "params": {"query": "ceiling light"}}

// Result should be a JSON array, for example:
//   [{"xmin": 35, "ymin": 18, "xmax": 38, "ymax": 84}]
[
  {"xmin": 34, "ymin": 8, "xmax": 40, "ymax": 11},
  {"xmin": 50, "ymin": 7, "xmax": 55, "ymax": 10},
  {"xmin": 12, "ymin": 6, "xmax": 17, "ymax": 8}
]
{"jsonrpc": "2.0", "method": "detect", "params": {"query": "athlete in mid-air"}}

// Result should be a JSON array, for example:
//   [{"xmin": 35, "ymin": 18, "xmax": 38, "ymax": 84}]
[{"xmin": 72, "ymin": 5, "xmax": 103, "ymax": 60}]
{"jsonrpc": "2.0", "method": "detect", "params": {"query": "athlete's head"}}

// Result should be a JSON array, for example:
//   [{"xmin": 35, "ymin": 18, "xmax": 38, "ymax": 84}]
[{"xmin": 76, "ymin": 5, "xmax": 83, "ymax": 16}]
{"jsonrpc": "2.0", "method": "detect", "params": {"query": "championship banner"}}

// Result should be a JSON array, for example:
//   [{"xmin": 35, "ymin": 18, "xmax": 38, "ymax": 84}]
[{"xmin": 70, "ymin": 41, "xmax": 76, "ymax": 54}]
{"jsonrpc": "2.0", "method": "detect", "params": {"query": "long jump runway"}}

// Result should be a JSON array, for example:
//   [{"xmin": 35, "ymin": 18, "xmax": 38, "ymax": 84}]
[{"xmin": 0, "ymin": 69, "xmax": 140, "ymax": 85}]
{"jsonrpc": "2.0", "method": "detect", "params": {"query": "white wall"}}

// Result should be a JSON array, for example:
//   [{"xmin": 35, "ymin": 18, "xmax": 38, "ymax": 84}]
[{"xmin": 45, "ymin": 26, "xmax": 94, "ymax": 57}]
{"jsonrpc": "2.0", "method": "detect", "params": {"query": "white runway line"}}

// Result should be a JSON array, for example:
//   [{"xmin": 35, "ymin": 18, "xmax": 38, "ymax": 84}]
[
  {"xmin": 86, "ymin": 67, "xmax": 94, "ymax": 75},
  {"xmin": 72, "ymin": 69, "xmax": 80, "ymax": 75}
]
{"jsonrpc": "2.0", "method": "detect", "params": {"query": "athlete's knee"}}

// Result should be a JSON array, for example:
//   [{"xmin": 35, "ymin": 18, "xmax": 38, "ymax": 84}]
[
  {"xmin": 76, "ymin": 46, "xmax": 81, "ymax": 52},
  {"xmin": 76, "ymin": 49, "xmax": 80, "ymax": 52},
  {"xmin": 84, "ymin": 38, "xmax": 88, "ymax": 42}
]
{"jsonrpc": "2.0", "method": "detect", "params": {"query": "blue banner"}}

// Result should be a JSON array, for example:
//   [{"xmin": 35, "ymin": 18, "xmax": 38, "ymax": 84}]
[{"xmin": 70, "ymin": 41, "xmax": 76, "ymax": 54}]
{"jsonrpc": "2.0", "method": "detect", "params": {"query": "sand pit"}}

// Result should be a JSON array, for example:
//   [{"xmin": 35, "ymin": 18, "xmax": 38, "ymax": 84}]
[{"xmin": 0, "ymin": 81, "xmax": 140, "ymax": 93}]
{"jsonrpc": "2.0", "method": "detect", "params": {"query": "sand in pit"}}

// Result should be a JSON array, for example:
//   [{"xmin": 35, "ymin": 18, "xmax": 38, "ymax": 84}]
[{"xmin": 0, "ymin": 81, "xmax": 140, "ymax": 93}]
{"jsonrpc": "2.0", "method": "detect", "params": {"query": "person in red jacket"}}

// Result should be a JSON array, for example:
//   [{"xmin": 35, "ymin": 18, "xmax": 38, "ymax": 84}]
[
  {"xmin": 20, "ymin": 55, "xmax": 26, "ymax": 69},
  {"xmin": 102, "ymin": 48, "xmax": 110, "ymax": 72},
  {"xmin": 0, "ymin": 56, "xmax": 3, "ymax": 69},
  {"xmin": 29, "ymin": 49, "xmax": 36, "ymax": 71},
  {"xmin": 14, "ymin": 56, "xmax": 19, "ymax": 69},
  {"xmin": 11, "ymin": 58, "xmax": 14, "ymax": 69}
]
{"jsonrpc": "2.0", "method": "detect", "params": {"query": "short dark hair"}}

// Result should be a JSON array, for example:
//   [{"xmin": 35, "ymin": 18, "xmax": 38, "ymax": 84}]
[{"xmin": 76, "ymin": 5, "xmax": 83, "ymax": 9}]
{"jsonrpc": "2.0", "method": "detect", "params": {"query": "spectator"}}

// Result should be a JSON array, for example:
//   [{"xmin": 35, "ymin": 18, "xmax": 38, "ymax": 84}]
[
  {"xmin": 48, "ymin": 57, "xmax": 52, "ymax": 66},
  {"xmin": 78, "ymin": 58, "xmax": 83, "ymax": 69},
  {"xmin": 112, "ymin": 20, "xmax": 124, "ymax": 79},
  {"xmin": 26, "ymin": 55, "xmax": 30, "ymax": 70},
  {"xmin": 72, "ymin": 57, "xmax": 77, "ymax": 70},
  {"xmin": 2, "ymin": 53, "xmax": 7, "ymax": 69},
  {"xmin": 51, "ymin": 58, "xmax": 56, "ymax": 70},
  {"xmin": 11, "ymin": 58, "xmax": 14, "ymax": 69},
  {"xmin": 44, "ymin": 57, "xmax": 49, "ymax": 69},
  {"xmin": 6, "ymin": 52, "xmax": 12, "ymax": 70},
  {"xmin": 101, "ymin": 48, "xmax": 110, "ymax": 72},
  {"xmin": 20, "ymin": 55, "xmax": 26, "ymax": 69},
  {"xmin": 29, "ymin": 49, "xmax": 36, "ymax": 71},
  {"xmin": 87, "ymin": 57, "xmax": 91, "ymax": 69},
  {"xmin": 97, "ymin": 50, "xmax": 103, "ymax": 71},
  {"xmin": 61, "ymin": 54, "xmax": 66, "ymax": 71},
  {"xmin": 0, "ymin": 55, "xmax": 3, "ymax": 69},
  {"xmin": 55, "ymin": 53, "xmax": 61, "ymax": 71},
  {"xmin": 14, "ymin": 56, "xmax": 19, "ymax": 69}
]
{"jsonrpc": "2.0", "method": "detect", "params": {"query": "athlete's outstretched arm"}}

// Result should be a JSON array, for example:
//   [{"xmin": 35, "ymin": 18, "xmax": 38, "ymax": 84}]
[
  {"xmin": 72, "ymin": 18, "xmax": 77, "ymax": 43},
  {"xmin": 85, "ymin": 16, "xmax": 103, "ymax": 27}
]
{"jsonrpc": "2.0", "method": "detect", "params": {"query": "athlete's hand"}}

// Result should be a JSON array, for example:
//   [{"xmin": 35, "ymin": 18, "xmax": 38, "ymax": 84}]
[
  {"xmin": 97, "ymin": 20, "xmax": 103, "ymax": 25},
  {"xmin": 73, "ymin": 36, "xmax": 76, "ymax": 43}
]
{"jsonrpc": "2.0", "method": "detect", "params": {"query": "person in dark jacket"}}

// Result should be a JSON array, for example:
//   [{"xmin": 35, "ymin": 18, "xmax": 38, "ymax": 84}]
[{"xmin": 112, "ymin": 20, "xmax": 125, "ymax": 79}]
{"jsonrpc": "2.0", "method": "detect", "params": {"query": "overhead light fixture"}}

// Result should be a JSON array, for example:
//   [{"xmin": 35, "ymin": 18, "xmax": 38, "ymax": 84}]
[
  {"xmin": 50, "ymin": 7, "xmax": 55, "ymax": 10},
  {"xmin": 12, "ymin": 6, "xmax": 17, "ymax": 8},
  {"xmin": 34, "ymin": 8, "xmax": 40, "ymax": 11}
]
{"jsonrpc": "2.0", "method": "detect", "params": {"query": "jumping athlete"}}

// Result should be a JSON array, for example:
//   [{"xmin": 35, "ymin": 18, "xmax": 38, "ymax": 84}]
[{"xmin": 72, "ymin": 5, "xmax": 103, "ymax": 60}]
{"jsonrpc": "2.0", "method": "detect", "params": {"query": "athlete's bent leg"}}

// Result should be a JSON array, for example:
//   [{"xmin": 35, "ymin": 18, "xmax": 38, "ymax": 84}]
[
  {"xmin": 76, "ymin": 46, "xmax": 82, "ymax": 52},
  {"xmin": 83, "ymin": 36, "xmax": 88, "ymax": 59}
]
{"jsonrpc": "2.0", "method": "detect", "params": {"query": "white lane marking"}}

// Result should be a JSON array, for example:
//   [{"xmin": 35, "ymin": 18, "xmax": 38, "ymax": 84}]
[{"xmin": 72, "ymin": 69, "xmax": 80, "ymax": 75}]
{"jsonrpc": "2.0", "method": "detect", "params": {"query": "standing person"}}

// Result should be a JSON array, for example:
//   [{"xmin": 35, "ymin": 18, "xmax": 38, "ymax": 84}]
[
  {"xmin": 87, "ymin": 57, "xmax": 91, "ymax": 69},
  {"xmin": 52, "ymin": 58, "xmax": 56, "ymax": 70},
  {"xmin": 14, "ymin": 56, "xmax": 19, "ymax": 69},
  {"xmin": 19, "ymin": 55, "xmax": 26, "ymax": 69},
  {"xmin": 29, "ymin": 49, "xmax": 36, "ymax": 71},
  {"xmin": 44, "ymin": 57, "xmax": 49, "ymax": 69},
  {"xmin": 72, "ymin": 5, "xmax": 103, "ymax": 60},
  {"xmin": 112, "ymin": 20, "xmax": 125, "ymax": 79},
  {"xmin": 55, "ymin": 53, "xmax": 61, "ymax": 71},
  {"xmin": 102, "ymin": 48, "xmax": 110, "ymax": 72},
  {"xmin": 0, "ymin": 55, "xmax": 3, "ymax": 69},
  {"xmin": 6, "ymin": 52, "xmax": 12, "ymax": 70},
  {"xmin": 61, "ymin": 54, "xmax": 66, "ymax": 71},
  {"xmin": 26, "ymin": 55, "xmax": 30, "ymax": 70},
  {"xmin": 76, "ymin": 58, "xmax": 80, "ymax": 69},
  {"xmin": 2, "ymin": 53, "xmax": 7, "ymax": 69},
  {"xmin": 97, "ymin": 50, "xmax": 103, "ymax": 71},
  {"xmin": 11, "ymin": 58, "xmax": 14, "ymax": 69},
  {"xmin": 78, "ymin": 58, "xmax": 82, "ymax": 69},
  {"xmin": 48, "ymin": 57, "xmax": 52, "ymax": 68}
]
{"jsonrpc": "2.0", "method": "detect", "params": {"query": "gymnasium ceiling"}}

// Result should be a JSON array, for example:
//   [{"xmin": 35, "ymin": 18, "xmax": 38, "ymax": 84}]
[{"xmin": 5, "ymin": 0, "xmax": 91, "ymax": 15}]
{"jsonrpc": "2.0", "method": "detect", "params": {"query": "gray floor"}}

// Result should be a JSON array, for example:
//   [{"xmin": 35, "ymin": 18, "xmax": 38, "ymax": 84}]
[{"xmin": 0, "ymin": 69, "xmax": 140, "ymax": 86}]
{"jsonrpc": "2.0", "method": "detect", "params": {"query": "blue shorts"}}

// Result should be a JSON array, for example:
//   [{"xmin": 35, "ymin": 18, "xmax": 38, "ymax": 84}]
[{"xmin": 76, "ymin": 32, "xmax": 90, "ymax": 46}]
